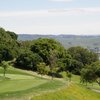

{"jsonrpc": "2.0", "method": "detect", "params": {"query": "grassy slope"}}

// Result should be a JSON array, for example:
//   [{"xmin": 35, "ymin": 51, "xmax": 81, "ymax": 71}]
[
  {"xmin": 0, "ymin": 67, "xmax": 66, "ymax": 100},
  {"xmin": 31, "ymin": 72, "xmax": 100, "ymax": 100},
  {"xmin": 31, "ymin": 83, "xmax": 100, "ymax": 100},
  {"xmin": 0, "ymin": 67, "xmax": 33, "ymax": 76},
  {"xmin": 0, "ymin": 79, "xmax": 65, "ymax": 100},
  {"xmin": 0, "ymin": 78, "xmax": 47, "ymax": 94},
  {"xmin": 0, "ymin": 67, "xmax": 100, "ymax": 100}
]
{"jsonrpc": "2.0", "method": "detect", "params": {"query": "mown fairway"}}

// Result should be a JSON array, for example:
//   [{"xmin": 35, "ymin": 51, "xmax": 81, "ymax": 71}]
[
  {"xmin": 0, "ymin": 77, "xmax": 47, "ymax": 94},
  {"xmin": 0, "ymin": 67, "xmax": 100, "ymax": 100},
  {"xmin": 0, "ymin": 67, "xmax": 66, "ymax": 100}
]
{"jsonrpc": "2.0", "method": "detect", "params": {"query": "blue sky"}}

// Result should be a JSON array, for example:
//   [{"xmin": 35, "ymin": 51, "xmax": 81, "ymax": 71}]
[{"xmin": 0, "ymin": 0, "xmax": 100, "ymax": 35}]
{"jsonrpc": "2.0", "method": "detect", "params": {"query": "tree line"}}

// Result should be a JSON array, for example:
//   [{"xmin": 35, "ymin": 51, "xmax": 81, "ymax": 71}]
[{"xmin": 0, "ymin": 27, "xmax": 100, "ymax": 85}]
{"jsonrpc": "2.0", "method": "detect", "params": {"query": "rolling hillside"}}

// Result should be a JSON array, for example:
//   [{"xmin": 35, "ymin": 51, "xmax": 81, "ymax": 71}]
[
  {"xmin": 18, "ymin": 34, "xmax": 100, "ymax": 48},
  {"xmin": 31, "ymin": 83, "xmax": 100, "ymax": 100},
  {"xmin": 0, "ymin": 66, "xmax": 100, "ymax": 100},
  {"xmin": 0, "ymin": 66, "xmax": 66, "ymax": 100}
]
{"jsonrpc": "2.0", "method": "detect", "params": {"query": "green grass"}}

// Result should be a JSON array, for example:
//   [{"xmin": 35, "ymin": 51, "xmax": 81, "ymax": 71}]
[
  {"xmin": 0, "ymin": 66, "xmax": 100, "ymax": 100},
  {"xmin": 0, "ymin": 78, "xmax": 47, "ymax": 94},
  {"xmin": 0, "ymin": 67, "xmax": 33, "ymax": 76},
  {"xmin": 33, "ymin": 80, "xmax": 66, "ymax": 91},
  {"xmin": 0, "ymin": 79, "xmax": 65, "ymax": 100},
  {"xmin": 0, "ymin": 74, "xmax": 34, "ymax": 80},
  {"xmin": 60, "ymin": 71, "xmax": 80, "ymax": 83},
  {"xmin": 0, "ymin": 75, "xmax": 48, "ymax": 99},
  {"xmin": 0, "ymin": 66, "xmax": 66, "ymax": 100},
  {"xmin": 31, "ymin": 83, "xmax": 100, "ymax": 100},
  {"xmin": 32, "ymin": 72, "xmax": 100, "ymax": 100}
]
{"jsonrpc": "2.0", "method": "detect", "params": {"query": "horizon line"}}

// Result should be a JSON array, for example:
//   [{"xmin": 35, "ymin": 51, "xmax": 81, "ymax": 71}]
[{"xmin": 17, "ymin": 33, "xmax": 100, "ymax": 36}]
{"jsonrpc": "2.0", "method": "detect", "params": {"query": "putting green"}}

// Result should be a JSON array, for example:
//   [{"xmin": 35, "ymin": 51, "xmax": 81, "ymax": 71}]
[{"xmin": 0, "ymin": 74, "xmax": 47, "ymax": 94}]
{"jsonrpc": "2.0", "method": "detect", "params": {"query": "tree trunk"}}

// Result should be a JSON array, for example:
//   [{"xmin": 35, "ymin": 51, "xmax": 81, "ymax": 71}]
[{"xmin": 3, "ymin": 69, "xmax": 6, "ymax": 77}]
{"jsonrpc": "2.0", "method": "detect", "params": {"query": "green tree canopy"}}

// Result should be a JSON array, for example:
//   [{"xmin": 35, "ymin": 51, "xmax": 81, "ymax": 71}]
[
  {"xmin": 68, "ymin": 46, "xmax": 98, "ymax": 65},
  {"xmin": 15, "ymin": 52, "xmax": 43, "ymax": 70},
  {"xmin": 0, "ymin": 27, "xmax": 19, "ymax": 59},
  {"xmin": 6, "ymin": 31, "xmax": 18, "ymax": 40},
  {"xmin": 31, "ymin": 38, "xmax": 68, "ymax": 65},
  {"xmin": 37, "ymin": 62, "xmax": 49, "ymax": 76},
  {"xmin": 91, "ymin": 61, "xmax": 100, "ymax": 85},
  {"xmin": 80, "ymin": 61, "xmax": 100, "ymax": 85},
  {"xmin": 0, "ymin": 47, "xmax": 14, "ymax": 62},
  {"xmin": 80, "ymin": 65, "xmax": 97, "ymax": 85}
]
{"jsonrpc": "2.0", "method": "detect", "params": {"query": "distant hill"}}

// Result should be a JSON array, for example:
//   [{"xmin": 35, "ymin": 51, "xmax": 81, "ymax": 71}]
[{"xmin": 18, "ymin": 34, "xmax": 100, "ymax": 49}]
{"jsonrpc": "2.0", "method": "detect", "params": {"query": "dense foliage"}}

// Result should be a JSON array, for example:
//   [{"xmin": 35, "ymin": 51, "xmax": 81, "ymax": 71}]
[
  {"xmin": 15, "ymin": 52, "xmax": 43, "ymax": 70},
  {"xmin": 16, "ymin": 38, "xmax": 72, "ymax": 76},
  {"xmin": 81, "ymin": 61, "xmax": 100, "ymax": 85},
  {"xmin": 67, "ymin": 46, "xmax": 98, "ymax": 74},
  {"xmin": 0, "ymin": 28, "xmax": 19, "ymax": 62},
  {"xmin": 31, "ymin": 38, "xmax": 67, "ymax": 64},
  {"xmin": 68, "ymin": 46, "xmax": 98, "ymax": 65},
  {"xmin": 0, "ymin": 27, "xmax": 100, "ymax": 83}
]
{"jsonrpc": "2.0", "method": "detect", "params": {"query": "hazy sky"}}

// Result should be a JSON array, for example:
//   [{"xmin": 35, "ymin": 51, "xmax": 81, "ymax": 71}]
[{"xmin": 0, "ymin": 0, "xmax": 100, "ymax": 35}]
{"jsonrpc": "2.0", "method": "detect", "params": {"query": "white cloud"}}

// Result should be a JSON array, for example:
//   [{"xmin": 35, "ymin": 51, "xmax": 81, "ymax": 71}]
[
  {"xmin": 0, "ymin": 7, "xmax": 100, "ymax": 35},
  {"xmin": 48, "ymin": 8, "xmax": 100, "ymax": 14},
  {"xmin": 0, "ymin": 10, "xmax": 49, "ymax": 17},
  {"xmin": 0, "ymin": 7, "xmax": 100, "ymax": 18}
]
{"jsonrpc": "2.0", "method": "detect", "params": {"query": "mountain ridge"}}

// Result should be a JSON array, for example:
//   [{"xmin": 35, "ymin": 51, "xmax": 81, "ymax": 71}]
[{"xmin": 18, "ymin": 34, "xmax": 100, "ymax": 48}]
